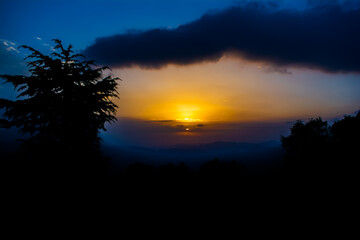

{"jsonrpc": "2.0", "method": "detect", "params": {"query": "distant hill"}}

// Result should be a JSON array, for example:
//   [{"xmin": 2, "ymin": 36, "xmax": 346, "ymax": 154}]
[
  {"xmin": 102, "ymin": 141, "xmax": 284, "ymax": 175},
  {"xmin": 0, "ymin": 127, "xmax": 285, "ymax": 175}
]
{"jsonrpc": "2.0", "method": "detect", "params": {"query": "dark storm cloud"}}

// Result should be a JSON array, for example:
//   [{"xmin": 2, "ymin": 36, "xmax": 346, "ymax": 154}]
[{"xmin": 83, "ymin": 3, "xmax": 360, "ymax": 73}]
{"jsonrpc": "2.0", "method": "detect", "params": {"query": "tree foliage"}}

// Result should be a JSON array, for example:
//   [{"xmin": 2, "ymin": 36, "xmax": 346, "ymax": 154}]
[
  {"xmin": 0, "ymin": 39, "xmax": 119, "ymax": 175},
  {"xmin": 281, "ymin": 117, "xmax": 330, "ymax": 155},
  {"xmin": 281, "ymin": 113, "xmax": 360, "ymax": 180}
]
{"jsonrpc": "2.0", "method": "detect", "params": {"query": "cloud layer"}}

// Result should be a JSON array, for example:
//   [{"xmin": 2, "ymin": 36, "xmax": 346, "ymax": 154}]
[{"xmin": 83, "ymin": 3, "xmax": 360, "ymax": 73}]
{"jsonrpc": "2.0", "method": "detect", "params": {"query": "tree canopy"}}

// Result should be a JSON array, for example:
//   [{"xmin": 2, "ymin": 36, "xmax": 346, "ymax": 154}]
[
  {"xmin": 0, "ymin": 39, "xmax": 119, "ymax": 177},
  {"xmin": 281, "ymin": 113, "xmax": 360, "ymax": 181}
]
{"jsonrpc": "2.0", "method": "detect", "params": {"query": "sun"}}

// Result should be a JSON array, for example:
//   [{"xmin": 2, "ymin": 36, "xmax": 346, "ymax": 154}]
[
  {"xmin": 177, "ymin": 116, "xmax": 203, "ymax": 123},
  {"xmin": 174, "ymin": 104, "xmax": 204, "ymax": 122},
  {"xmin": 146, "ymin": 102, "xmax": 215, "ymax": 123}
]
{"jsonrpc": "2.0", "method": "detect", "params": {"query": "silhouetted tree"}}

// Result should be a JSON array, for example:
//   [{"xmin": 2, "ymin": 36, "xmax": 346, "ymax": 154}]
[
  {"xmin": 331, "ymin": 112, "xmax": 360, "ymax": 149},
  {"xmin": 330, "ymin": 112, "xmax": 360, "ymax": 179},
  {"xmin": 281, "ymin": 114, "xmax": 360, "ymax": 183},
  {"xmin": 281, "ymin": 118, "xmax": 331, "ymax": 178},
  {"xmin": 281, "ymin": 118, "xmax": 330, "ymax": 156},
  {"xmin": 0, "ymin": 39, "xmax": 119, "ymax": 177}
]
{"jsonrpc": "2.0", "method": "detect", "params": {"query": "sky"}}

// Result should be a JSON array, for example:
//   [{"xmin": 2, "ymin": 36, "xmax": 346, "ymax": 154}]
[{"xmin": 1, "ymin": 0, "xmax": 360, "ymax": 147}]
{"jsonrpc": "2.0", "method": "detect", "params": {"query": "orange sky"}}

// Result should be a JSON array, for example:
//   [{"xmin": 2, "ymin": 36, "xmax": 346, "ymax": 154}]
[
  {"xmin": 100, "ymin": 57, "xmax": 360, "ymax": 147},
  {"xmin": 113, "ymin": 57, "xmax": 360, "ymax": 124}
]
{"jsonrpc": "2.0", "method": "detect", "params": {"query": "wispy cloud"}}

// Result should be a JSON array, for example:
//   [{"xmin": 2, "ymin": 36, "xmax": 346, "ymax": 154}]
[
  {"xmin": 0, "ymin": 39, "xmax": 19, "ymax": 53},
  {"xmin": 103, "ymin": 117, "xmax": 291, "ymax": 147},
  {"xmin": 5, "ymin": 46, "xmax": 19, "ymax": 53},
  {"xmin": 0, "ymin": 39, "xmax": 27, "ymax": 75},
  {"xmin": 263, "ymin": 66, "xmax": 292, "ymax": 75},
  {"xmin": 1, "ymin": 39, "xmax": 16, "ymax": 46}
]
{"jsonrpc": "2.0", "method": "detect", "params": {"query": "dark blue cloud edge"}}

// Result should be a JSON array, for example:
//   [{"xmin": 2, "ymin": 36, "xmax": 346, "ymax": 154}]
[{"xmin": 83, "ymin": 3, "xmax": 360, "ymax": 73}]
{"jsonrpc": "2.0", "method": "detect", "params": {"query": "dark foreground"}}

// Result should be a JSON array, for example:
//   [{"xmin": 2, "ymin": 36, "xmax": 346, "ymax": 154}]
[
  {"xmin": 1, "ymin": 149, "xmax": 357, "ymax": 197},
  {"xmin": 1, "ymin": 145, "xmax": 357, "ymax": 233},
  {"xmin": 2, "ymin": 113, "xmax": 359, "ymax": 212}
]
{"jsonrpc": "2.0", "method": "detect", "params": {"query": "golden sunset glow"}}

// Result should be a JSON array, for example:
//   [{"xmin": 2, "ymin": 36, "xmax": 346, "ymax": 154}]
[
  {"xmin": 113, "ymin": 58, "xmax": 360, "ymax": 126},
  {"xmin": 144, "ymin": 99, "xmax": 227, "ymax": 123},
  {"xmin": 175, "ymin": 104, "xmax": 203, "ymax": 122}
]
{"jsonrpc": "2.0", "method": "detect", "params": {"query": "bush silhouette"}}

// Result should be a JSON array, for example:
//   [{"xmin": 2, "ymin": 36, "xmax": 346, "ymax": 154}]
[
  {"xmin": 281, "ymin": 113, "xmax": 360, "ymax": 182},
  {"xmin": 281, "ymin": 118, "xmax": 330, "ymax": 159},
  {"xmin": 330, "ymin": 112, "xmax": 360, "ymax": 178},
  {"xmin": 0, "ymin": 39, "xmax": 119, "ymax": 179}
]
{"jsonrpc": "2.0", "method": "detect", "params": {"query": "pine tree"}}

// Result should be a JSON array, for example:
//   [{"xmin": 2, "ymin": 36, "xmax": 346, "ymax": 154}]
[{"xmin": 0, "ymin": 39, "xmax": 119, "ymax": 177}]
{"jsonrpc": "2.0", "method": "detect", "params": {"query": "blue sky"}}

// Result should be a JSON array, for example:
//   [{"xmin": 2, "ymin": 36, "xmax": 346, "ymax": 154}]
[
  {"xmin": 1, "ymin": 0, "xmax": 240, "ymax": 49},
  {"xmin": 2, "ymin": 0, "xmax": 353, "ymax": 49}
]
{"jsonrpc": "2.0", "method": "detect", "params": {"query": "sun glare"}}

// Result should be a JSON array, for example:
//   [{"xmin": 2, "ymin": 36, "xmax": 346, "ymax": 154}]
[
  {"xmin": 178, "ymin": 117, "xmax": 203, "ymax": 122},
  {"xmin": 173, "ymin": 104, "xmax": 205, "ymax": 122},
  {"xmin": 133, "ymin": 97, "xmax": 229, "ymax": 124}
]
